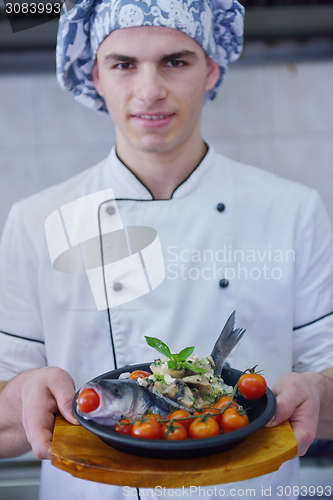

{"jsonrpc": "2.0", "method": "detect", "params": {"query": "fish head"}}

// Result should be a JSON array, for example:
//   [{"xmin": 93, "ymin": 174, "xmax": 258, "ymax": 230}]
[{"xmin": 76, "ymin": 379, "xmax": 138, "ymax": 426}]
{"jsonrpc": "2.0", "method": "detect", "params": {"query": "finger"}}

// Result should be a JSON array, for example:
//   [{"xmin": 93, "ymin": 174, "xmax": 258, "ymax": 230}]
[
  {"xmin": 49, "ymin": 378, "xmax": 78, "ymax": 426},
  {"xmin": 22, "ymin": 385, "xmax": 58, "ymax": 460},
  {"xmin": 289, "ymin": 399, "xmax": 319, "ymax": 456},
  {"xmin": 26, "ymin": 419, "xmax": 54, "ymax": 460},
  {"xmin": 266, "ymin": 393, "xmax": 318, "ymax": 456},
  {"xmin": 290, "ymin": 419, "xmax": 316, "ymax": 456},
  {"xmin": 265, "ymin": 393, "xmax": 297, "ymax": 428},
  {"xmin": 266, "ymin": 373, "xmax": 310, "ymax": 428},
  {"xmin": 21, "ymin": 368, "xmax": 78, "ymax": 459}
]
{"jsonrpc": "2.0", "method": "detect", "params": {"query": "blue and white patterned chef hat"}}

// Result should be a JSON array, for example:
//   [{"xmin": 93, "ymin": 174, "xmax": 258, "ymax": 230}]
[{"xmin": 56, "ymin": 0, "xmax": 245, "ymax": 114}]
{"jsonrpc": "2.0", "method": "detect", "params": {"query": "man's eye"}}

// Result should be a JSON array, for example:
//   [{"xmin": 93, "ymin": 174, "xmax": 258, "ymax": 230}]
[
  {"xmin": 166, "ymin": 60, "xmax": 185, "ymax": 68},
  {"xmin": 114, "ymin": 62, "xmax": 133, "ymax": 70}
]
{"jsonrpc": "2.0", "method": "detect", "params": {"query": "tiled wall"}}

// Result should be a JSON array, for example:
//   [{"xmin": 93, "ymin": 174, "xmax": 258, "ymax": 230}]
[
  {"xmin": 202, "ymin": 60, "xmax": 333, "ymax": 222},
  {"xmin": 1, "ymin": 59, "xmax": 333, "ymax": 236}
]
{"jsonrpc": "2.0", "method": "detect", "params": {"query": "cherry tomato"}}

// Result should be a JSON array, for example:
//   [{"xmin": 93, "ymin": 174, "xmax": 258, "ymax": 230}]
[
  {"xmin": 129, "ymin": 370, "xmax": 151, "ymax": 380},
  {"xmin": 189, "ymin": 417, "xmax": 220, "ymax": 439},
  {"xmin": 213, "ymin": 396, "xmax": 238, "ymax": 411},
  {"xmin": 162, "ymin": 421, "xmax": 188, "ymax": 440},
  {"xmin": 114, "ymin": 418, "xmax": 133, "ymax": 436},
  {"xmin": 166, "ymin": 410, "xmax": 192, "ymax": 431},
  {"xmin": 77, "ymin": 388, "xmax": 100, "ymax": 413},
  {"xmin": 132, "ymin": 414, "xmax": 163, "ymax": 440},
  {"xmin": 220, "ymin": 408, "xmax": 249, "ymax": 433},
  {"xmin": 238, "ymin": 373, "xmax": 267, "ymax": 400},
  {"xmin": 146, "ymin": 413, "xmax": 163, "ymax": 424},
  {"xmin": 193, "ymin": 407, "xmax": 221, "ymax": 425},
  {"xmin": 212, "ymin": 396, "xmax": 238, "ymax": 421}
]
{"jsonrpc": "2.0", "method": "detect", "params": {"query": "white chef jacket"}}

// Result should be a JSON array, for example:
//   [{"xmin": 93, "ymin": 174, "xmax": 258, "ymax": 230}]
[{"xmin": 1, "ymin": 145, "xmax": 333, "ymax": 500}]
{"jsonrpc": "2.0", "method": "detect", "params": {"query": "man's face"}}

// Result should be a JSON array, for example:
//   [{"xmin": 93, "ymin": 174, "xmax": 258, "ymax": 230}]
[{"xmin": 92, "ymin": 26, "xmax": 219, "ymax": 156}]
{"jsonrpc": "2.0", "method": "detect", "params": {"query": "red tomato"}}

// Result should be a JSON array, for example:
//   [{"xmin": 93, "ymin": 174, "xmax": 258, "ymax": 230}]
[
  {"xmin": 146, "ymin": 413, "xmax": 163, "ymax": 424},
  {"xmin": 77, "ymin": 388, "xmax": 100, "ymax": 413},
  {"xmin": 238, "ymin": 373, "xmax": 267, "ymax": 400},
  {"xmin": 114, "ymin": 418, "xmax": 133, "ymax": 436},
  {"xmin": 166, "ymin": 410, "xmax": 192, "ymax": 431},
  {"xmin": 193, "ymin": 407, "xmax": 221, "ymax": 425},
  {"xmin": 129, "ymin": 370, "xmax": 151, "ymax": 380},
  {"xmin": 189, "ymin": 417, "xmax": 220, "ymax": 439},
  {"xmin": 213, "ymin": 396, "xmax": 238, "ymax": 411},
  {"xmin": 162, "ymin": 421, "xmax": 188, "ymax": 440},
  {"xmin": 132, "ymin": 414, "xmax": 163, "ymax": 440},
  {"xmin": 220, "ymin": 408, "xmax": 249, "ymax": 433}
]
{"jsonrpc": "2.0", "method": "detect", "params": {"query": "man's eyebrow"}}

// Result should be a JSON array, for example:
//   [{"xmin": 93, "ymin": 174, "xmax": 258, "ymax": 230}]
[
  {"xmin": 160, "ymin": 50, "xmax": 198, "ymax": 62},
  {"xmin": 103, "ymin": 50, "xmax": 198, "ymax": 64},
  {"xmin": 103, "ymin": 53, "xmax": 138, "ymax": 63}
]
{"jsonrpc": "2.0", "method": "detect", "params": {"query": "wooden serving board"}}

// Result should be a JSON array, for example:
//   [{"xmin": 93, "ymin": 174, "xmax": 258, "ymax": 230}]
[{"xmin": 51, "ymin": 414, "xmax": 297, "ymax": 487}]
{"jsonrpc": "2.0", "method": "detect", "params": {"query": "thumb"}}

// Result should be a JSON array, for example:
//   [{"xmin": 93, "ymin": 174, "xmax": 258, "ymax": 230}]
[
  {"xmin": 265, "ymin": 393, "xmax": 294, "ymax": 428},
  {"xmin": 58, "ymin": 393, "xmax": 79, "ymax": 426},
  {"xmin": 48, "ymin": 371, "xmax": 79, "ymax": 425}
]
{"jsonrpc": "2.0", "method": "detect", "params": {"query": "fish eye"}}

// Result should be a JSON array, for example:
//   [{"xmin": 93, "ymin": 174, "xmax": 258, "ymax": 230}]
[{"xmin": 113, "ymin": 385, "xmax": 122, "ymax": 396}]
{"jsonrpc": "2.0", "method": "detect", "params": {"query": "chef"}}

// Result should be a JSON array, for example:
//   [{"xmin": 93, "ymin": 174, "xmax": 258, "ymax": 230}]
[{"xmin": 1, "ymin": 1, "xmax": 333, "ymax": 499}]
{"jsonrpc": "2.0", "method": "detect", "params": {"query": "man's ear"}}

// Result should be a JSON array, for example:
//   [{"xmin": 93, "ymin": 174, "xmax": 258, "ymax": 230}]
[
  {"xmin": 205, "ymin": 56, "xmax": 220, "ymax": 92},
  {"xmin": 92, "ymin": 61, "xmax": 104, "ymax": 96}
]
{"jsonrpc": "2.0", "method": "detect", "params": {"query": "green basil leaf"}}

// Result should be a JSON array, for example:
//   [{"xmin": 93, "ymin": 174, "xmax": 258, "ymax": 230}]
[
  {"xmin": 176, "ymin": 346, "xmax": 195, "ymax": 361},
  {"xmin": 167, "ymin": 360, "xmax": 178, "ymax": 369},
  {"xmin": 144, "ymin": 336, "xmax": 172, "ymax": 359},
  {"xmin": 180, "ymin": 361, "xmax": 207, "ymax": 373}
]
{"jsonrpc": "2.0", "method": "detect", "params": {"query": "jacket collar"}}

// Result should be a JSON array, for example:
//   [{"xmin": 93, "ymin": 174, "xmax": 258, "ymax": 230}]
[{"xmin": 107, "ymin": 145, "xmax": 216, "ymax": 200}]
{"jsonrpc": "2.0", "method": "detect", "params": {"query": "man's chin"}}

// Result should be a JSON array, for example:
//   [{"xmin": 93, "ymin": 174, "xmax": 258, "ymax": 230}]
[
  {"xmin": 134, "ymin": 143, "xmax": 172, "ymax": 155},
  {"xmin": 134, "ymin": 136, "xmax": 181, "ymax": 155}
]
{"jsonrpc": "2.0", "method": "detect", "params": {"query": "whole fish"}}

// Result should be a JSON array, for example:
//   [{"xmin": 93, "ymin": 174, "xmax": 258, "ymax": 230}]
[
  {"xmin": 76, "ymin": 378, "xmax": 191, "ymax": 425},
  {"xmin": 75, "ymin": 311, "xmax": 245, "ymax": 425}
]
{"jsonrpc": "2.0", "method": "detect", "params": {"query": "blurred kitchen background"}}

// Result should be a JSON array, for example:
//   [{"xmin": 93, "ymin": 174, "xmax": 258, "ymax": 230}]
[{"xmin": 1, "ymin": 0, "xmax": 333, "ymax": 498}]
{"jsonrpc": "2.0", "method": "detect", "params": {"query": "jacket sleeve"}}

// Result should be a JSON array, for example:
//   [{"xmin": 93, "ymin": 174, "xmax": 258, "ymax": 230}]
[
  {"xmin": 0, "ymin": 204, "xmax": 47, "ymax": 380},
  {"xmin": 292, "ymin": 190, "xmax": 333, "ymax": 374}
]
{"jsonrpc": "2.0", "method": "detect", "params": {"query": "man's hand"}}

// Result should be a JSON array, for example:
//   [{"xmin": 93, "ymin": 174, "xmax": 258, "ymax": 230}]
[
  {"xmin": 266, "ymin": 369, "xmax": 333, "ymax": 456},
  {"xmin": 0, "ymin": 367, "xmax": 77, "ymax": 460}
]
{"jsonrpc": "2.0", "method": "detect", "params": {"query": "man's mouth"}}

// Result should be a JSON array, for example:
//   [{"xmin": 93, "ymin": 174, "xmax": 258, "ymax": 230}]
[
  {"xmin": 137, "ymin": 115, "xmax": 171, "ymax": 120},
  {"xmin": 132, "ymin": 112, "xmax": 174, "ymax": 119},
  {"xmin": 131, "ymin": 113, "xmax": 175, "ymax": 128}
]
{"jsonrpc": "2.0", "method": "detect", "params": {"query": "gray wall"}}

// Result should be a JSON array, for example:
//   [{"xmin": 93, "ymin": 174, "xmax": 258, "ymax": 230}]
[{"xmin": 1, "ymin": 59, "xmax": 333, "ymax": 235}]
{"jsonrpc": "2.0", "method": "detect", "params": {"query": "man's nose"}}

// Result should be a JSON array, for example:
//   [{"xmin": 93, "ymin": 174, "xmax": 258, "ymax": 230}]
[{"xmin": 134, "ymin": 65, "xmax": 167, "ymax": 105}]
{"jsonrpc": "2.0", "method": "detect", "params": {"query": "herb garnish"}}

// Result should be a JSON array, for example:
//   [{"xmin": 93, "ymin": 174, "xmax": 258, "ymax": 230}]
[{"xmin": 144, "ymin": 336, "xmax": 207, "ymax": 373}]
